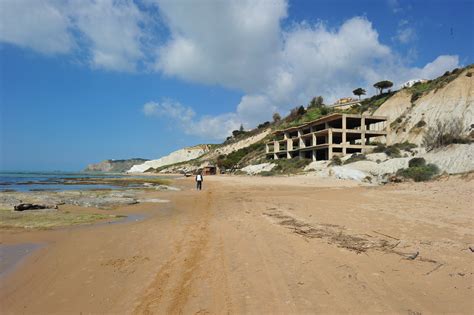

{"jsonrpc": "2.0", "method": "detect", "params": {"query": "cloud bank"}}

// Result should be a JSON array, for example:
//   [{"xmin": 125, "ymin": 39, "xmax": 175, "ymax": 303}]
[{"xmin": 0, "ymin": 0, "xmax": 461, "ymax": 139}]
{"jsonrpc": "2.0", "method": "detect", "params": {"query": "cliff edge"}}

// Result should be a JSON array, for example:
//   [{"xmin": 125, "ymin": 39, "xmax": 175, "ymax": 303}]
[{"xmin": 84, "ymin": 158, "xmax": 149, "ymax": 173}]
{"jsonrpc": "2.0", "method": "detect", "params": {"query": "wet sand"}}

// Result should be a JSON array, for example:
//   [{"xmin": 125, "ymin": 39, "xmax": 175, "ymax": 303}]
[
  {"xmin": 0, "ymin": 175, "xmax": 473, "ymax": 314},
  {"xmin": 0, "ymin": 243, "xmax": 43, "ymax": 278}
]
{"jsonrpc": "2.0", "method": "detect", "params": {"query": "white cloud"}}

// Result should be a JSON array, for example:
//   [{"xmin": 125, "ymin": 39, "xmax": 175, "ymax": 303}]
[
  {"xmin": 0, "ymin": 0, "xmax": 73, "ymax": 54},
  {"xmin": 396, "ymin": 27, "xmax": 416, "ymax": 43},
  {"xmin": 153, "ymin": 0, "xmax": 287, "ymax": 92},
  {"xmin": 0, "ymin": 0, "xmax": 148, "ymax": 71},
  {"xmin": 0, "ymin": 0, "xmax": 461, "ymax": 140},
  {"xmin": 142, "ymin": 12, "xmax": 459, "ymax": 140},
  {"xmin": 394, "ymin": 19, "xmax": 416, "ymax": 44},
  {"xmin": 143, "ymin": 100, "xmax": 241, "ymax": 140},
  {"xmin": 69, "ymin": 0, "xmax": 146, "ymax": 71},
  {"xmin": 143, "ymin": 100, "xmax": 195, "ymax": 122},
  {"xmin": 273, "ymin": 17, "xmax": 393, "ymax": 103},
  {"xmin": 387, "ymin": 0, "xmax": 403, "ymax": 13},
  {"xmin": 409, "ymin": 55, "xmax": 460, "ymax": 79}
]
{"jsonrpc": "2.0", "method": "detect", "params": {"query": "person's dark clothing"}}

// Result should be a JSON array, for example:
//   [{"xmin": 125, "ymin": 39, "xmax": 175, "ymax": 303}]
[{"xmin": 195, "ymin": 174, "xmax": 203, "ymax": 190}]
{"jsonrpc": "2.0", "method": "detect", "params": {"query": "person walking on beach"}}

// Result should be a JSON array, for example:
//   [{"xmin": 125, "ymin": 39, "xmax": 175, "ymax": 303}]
[{"xmin": 195, "ymin": 172, "xmax": 203, "ymax": 190}]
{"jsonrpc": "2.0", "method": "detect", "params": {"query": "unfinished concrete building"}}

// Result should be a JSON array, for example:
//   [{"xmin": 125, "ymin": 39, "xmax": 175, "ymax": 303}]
[{"xmin": 266, "ymin": 113, "xmax": 388, "ymax": 161}]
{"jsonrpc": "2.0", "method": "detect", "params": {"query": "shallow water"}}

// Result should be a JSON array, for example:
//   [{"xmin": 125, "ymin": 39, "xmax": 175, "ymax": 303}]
[
  {"xmin": 0, "ymin": 171, "xmax": 169, "ymax": 192},
  {"xmin": 95, "ymin": 214, "xmax": 146, "ymax": 227},
  {"xmin": 0, "ymin": 214, "xmax": 147, "ymax": 278},
  {"xmin": 0, "ymin": 243, "xmax": 43, "ymax": 278}
]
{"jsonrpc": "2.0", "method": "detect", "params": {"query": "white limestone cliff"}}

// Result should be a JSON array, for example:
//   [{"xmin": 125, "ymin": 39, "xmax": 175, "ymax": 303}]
[{"xmin": 128, "ymin": 145, "xmax": 210, "ymax": 173}]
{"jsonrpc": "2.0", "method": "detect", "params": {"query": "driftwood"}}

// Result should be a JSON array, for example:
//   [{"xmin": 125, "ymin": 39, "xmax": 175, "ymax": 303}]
[
  {"xmin": 14, "ymin": 203, "xmax": 57, "ymax": 211},
  {"xmin": 425, "ymin": 264, "xmax": 444, "ymax": 275},
  {"xmin": 372, "ymin": 230, "xmax": 400, "ymax": 241}
]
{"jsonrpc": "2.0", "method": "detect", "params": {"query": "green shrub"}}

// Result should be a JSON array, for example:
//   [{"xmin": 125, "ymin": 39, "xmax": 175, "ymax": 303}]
[
  {"xmin": 411, "ymin": 91, "xmax": 423, "ymax": 103},
  {"xmin": 407, "ymin": 66, "xmax": 470, "ymax": 97},
  {"xmin": 344, "ymin": 154, "xmax": 366, "ymax": 164},
  {"xmin": 372, "ymin": 143, "xmax": 387, "ymax": 153},
  {"xmin": 276, "ymin": 105, "xmax": 335, "ymax": 130},
  {"xmin": 308, "ymin": 96, "xmax": 324, "ymax": 109},
  {"xmin": 390, "ymin": 115, "xmax": 405, "ymax": 128},
  {"xmin": 408, "ymin": 157, "xmax": 426, "ymax": 168},
  {"xmin": 259, "ymin": 171, "xmax": 275, "ymax": 176},
  {"xmin": 422, "ymin": 118, "xmax": 469, "ymax": 151},
  {"xmin": 358, "ymin": 92, "xmax": 394, "ymax": 114},
  {"xmin": 394, "ymin": 141, "xmax": 417, "ymax": 152},
  {"xmin": 217, "ymin": 142, "xmax": 263, "ymax": 169},
  {"xmin": 320, "ymin": 106, "xmax": 329, "ymax": 116},
  {"xmin": 271, "ymin": 157, "xmax": 311, "ymax": 174},
  {"xmin": 384, "ymin": 146, "xmax": 401, "ymax": 157},
  {"xmin": 466, "ymin": 72, "xmax": 473, "ymax": 77},
  {"xmin": 415, "ymin": 120, "xmax": 426, "ymax": 128},
  {"xmin": 397, "ymin": 164, "xmax": 439, "ymax": 182},
  {"xmin": 257, "ymin": 121, "xmax": 270, "ymax": 129},
  {"xmin": 329, "ymin": 155, "xmax": 342, "ymax": 166},
  {"xmin": 372, "ymin": 142, "xmax": 416, "ymax": 157}
]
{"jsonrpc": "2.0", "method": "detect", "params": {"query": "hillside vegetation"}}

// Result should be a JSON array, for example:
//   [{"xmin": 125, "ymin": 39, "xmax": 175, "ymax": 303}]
[{"xmin": 146, "ymin": 65, "xmax": 473, "ymax": 177}]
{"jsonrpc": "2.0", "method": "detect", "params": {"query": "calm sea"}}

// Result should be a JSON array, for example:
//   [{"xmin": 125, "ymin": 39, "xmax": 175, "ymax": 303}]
[{"xmin": 0, "ymin": 171, "xmax": 144, "ymax": 192}]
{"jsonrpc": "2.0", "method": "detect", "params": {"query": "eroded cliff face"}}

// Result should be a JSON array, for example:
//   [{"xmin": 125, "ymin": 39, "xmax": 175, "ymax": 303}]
[
  {"xmin": 127, "ymin": 145, "xmax": 210, "ymax": 173},
  {"xmin": 84, "ymin": 159, "xmax": 148, "ymax": 173},
  {"xmin": 374, "ymin": 68, "xmax": 474, "ymax": 145}
]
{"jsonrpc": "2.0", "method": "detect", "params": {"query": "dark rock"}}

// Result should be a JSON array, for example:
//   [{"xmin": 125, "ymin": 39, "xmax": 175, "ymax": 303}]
[
  {"xmin": 389, "ymin": 175, "xmax": 403, "ymax": 183},
  {"xmin": 14, "ymin": 203, "xmax": 58, "ymax": 211}
]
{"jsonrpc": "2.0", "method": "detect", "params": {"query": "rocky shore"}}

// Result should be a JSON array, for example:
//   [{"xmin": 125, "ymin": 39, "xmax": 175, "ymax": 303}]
[{"xmin": 0, "ymin": 176, "xmax": 180, "ymax": 211}]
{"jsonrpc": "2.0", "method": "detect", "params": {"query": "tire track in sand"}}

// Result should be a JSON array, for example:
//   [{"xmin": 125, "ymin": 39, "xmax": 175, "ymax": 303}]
[
  {"xmin": 133, "ymin": 190, "xmax": 212, "ymax": 314},
  {"xmin": 166, "ymin": 190, "xmax": 212, "ymax": 314}
]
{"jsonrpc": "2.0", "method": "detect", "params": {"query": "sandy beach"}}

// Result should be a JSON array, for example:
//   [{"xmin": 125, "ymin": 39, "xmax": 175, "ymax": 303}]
[{"xmin": 1, "ymin": 175, "xmax": 473, "ymax": 314}]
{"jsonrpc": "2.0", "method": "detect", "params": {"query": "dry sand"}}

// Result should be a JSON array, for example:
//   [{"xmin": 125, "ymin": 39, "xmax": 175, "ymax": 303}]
[{"xmin": 1, "ymin": 175, "xmax": 473, "ymax": 314}]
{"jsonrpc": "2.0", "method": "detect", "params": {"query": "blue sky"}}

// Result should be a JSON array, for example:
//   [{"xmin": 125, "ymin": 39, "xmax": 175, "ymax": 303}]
[{"xmin": 0, "ymin": 0, "xmax": 473, "ymax": 171}]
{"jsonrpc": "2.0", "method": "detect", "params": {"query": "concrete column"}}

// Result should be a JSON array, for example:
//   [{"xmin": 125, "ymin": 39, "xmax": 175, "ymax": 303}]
[
  {"xmin": 312, "ymin": 133, "xmax": 317, "ymax": 146},
  {"xmin": 328, "ymin": 129, "xmax": 333, "ymax": 160},
  {"xmin": 287, "ymin": 139, "xmax": 292, "ymax": 151},
  {"xmin": 312, "ymin": 150, "xmax": 316, "ymax": 161},
  {"xmin": 265, "ymin": 143, "xmax": 269, "ymax": 154},
  {"xmin": 361, "ymin": 116, "xmax": 366, "ymax": 146},
  {"xmin": 342, "ymin": 114, "xmax": 347, "ymax": 155}
]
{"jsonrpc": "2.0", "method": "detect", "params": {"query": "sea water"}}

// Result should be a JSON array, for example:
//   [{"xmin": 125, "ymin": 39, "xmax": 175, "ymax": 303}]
[{"xmin": 0, "ymin": 171, "xmax": 152, "ymax": 192}]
